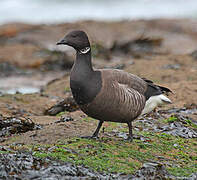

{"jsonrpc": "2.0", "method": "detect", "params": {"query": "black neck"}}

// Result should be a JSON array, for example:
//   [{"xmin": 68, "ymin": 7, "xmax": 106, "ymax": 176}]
[
  {"xmin": 74, "ymin": 49, "xmax": 93, "ymax": 73},
  {"xmin": 70, "ymin": 48, "xmax": 102, "ymax": 105}
]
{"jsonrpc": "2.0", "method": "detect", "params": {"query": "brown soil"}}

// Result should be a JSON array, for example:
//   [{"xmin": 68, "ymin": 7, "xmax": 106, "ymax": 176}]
[{"xmin": 0, "ymin": 19, "xmax": 197, "ymax": 145}]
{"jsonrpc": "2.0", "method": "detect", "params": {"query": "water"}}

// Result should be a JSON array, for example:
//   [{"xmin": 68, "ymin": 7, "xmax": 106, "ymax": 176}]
[
  {"xmin": 0, "ymin": 72, "xmax": 64, "ymax": 95},
  {"xmin": 0, "ymin": 87, "xmax": 40, "ymax": 95},
  {"xmin": 0, "ymin": 0, "xmax": 197, "ymax": 24}
]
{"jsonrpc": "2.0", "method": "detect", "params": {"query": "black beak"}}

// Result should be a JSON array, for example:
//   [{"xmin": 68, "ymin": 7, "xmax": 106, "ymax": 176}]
[{"xmin": 56, "ymin": 39, "xmax": 67, "ymax": 45}]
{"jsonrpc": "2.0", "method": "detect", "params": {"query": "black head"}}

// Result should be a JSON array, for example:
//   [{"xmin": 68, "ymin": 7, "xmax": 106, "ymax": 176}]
[{"xmin": 56, "ymin": 30, "xmax": 90, "ymax": 51}]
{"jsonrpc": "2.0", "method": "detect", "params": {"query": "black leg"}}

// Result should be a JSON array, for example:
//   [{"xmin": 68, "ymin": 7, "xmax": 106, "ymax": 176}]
[
  {"xmin": 127, "ymin": 121, "xmax": 133, "ymax": 142},
  {"xmin": 92, "ymin": 121, "xmax": 104, "ymax": 138}
]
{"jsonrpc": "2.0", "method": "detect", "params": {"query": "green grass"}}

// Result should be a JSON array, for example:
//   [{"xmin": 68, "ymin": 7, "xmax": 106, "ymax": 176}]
[
  {"xmin": 2, "ymin": 115, "xmax": 197, "ymax": 177},
  {"xmin": 185, "ymin": 119, "xmax": 197, "ymax": 129},
  {"xmin": 24, "ymin": 133, "xmax": 196, "ymax": 176},
  {"xmin": 64, "ymin": 86, "xmax": 70, "ymax": 92},
  {"xmin": 28, "ymin": 116, "xmax": 197, "ymax": 176},
  {"xmin": 163, "ymin": 116, "xmax": 178, "ymax": 123},
  {"xmin": 2, "ymin": 133, "xmax": 196, "ymax": 176},
  {"xmin": 163, "ymin": 115, "xmax": 197, "ymax": 129},
  {"xmin": 0, "ymin": 150, "xmax": 11, "ymax": 154},
  {"xmin": 56, "ymin": 111, "xmax": 68, "ymax": 117}
]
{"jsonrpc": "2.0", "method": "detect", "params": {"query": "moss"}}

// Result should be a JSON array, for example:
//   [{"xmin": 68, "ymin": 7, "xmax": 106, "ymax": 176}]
[
  {"xmin": 22, "ymin": 117, "xmax": 197, "ymax": 177},
  {"xmin": 164, "ymin": 116, "xmax": 178, "ymax": 123},
  {"xmin": 168, "ymin": 166, "xmax": 196, "ymax": 177},
  {"xmin": 3, "ymin": 119, "xmax": 196, "ymax": 177},
  {"xmin": 56, "ymin": 111, "xmax": 68, "ymax": 117},
  {"xmin": 33, "ymin": 152, "xmax": 48, "ymax": 158},
  {"xmin": 163, "ymin": 116, "xmax": 197, "ymax": 129},
  {"xmin": 64, "ymin": 86, "xmax": 70, "ymax": 92},
  {"xmin": 25, "ymin": 133, "xmax": 196, "ymax": 177},
  {"xmin": 185, "ymin": 119, "xmax": 197, "ymax": 129},
  {"xmin": 82, "ymin": 117, "xmax": 95, "ymax": 122},
  {"xmin": 0, "ymin": 150, "xmax": 10, "ymax": 154}
]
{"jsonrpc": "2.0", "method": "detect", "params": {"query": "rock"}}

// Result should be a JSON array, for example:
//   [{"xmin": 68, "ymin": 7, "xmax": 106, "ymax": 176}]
[
  {"xmin": 0, "ymin": 116, "xmax": 41, "ymax": 137},
  {"xmin": 132, "ymin": 162, "xmax": 174, "ymax": 180},
  {"xmin": 110, "ymin": 37, "xmax": 163, "ymax": 58},
  {"xmin": 0, "ymin": 152, "xmax": 121, "ymax": 179},
  {"xmin": 37, "ymin": 49, "xmax": 74, "ymax": 71},
  {"xmin": 0, "ymin": 62, "xmax": 26, "ymax": 77},
  {"xmin": 161, "ymin": 122, "xmax": 197, "ymax": 138},
  {"xmin": 187, "ymin": 173, "xmax": 197, "ymax": 180},
  {"xmin": 45, "ymin": 97, "xmax": 79, "ymax": 116},
  {"xmin": 132, "ymin": 162, "xmax": 197, "ymax": 180},
  {"xmin": 91, "ymin": 43, "xmax": 111, "ymax": 60},
  {"xmin": 54, "ymin": 116, "xmax": 74, "ymax": 123},
  {"xmin": 162, "ymin": 64, "xmax": 181, "ymax": 70},
  {"xmin": 190, "ymin": 50, "xmax": 197, "ymax": 60},
  {"xmin": 137, "ymin": 110, "xmax": 197, "ymax": 139}
]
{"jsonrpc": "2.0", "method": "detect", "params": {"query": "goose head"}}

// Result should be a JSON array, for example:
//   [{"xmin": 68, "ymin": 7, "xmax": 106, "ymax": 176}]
[{"xmin": 57, "ymin": 30, "xmax": 90, "ymax": 53}]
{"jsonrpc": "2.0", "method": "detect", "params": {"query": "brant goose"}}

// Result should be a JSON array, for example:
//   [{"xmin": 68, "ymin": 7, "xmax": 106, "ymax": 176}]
[{"xmin": 57, "ymin": 30, "xmax": 172, "ymax": 141}]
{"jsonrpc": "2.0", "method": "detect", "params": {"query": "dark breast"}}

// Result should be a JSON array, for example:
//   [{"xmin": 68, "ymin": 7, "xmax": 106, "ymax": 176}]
[
  {"xmin": 79, "ymin": 70, "xmax": 146, "ymax": 123},
  {"xmin": 70, "ymin": 70, "xmax": 102, "ymax": 105}
]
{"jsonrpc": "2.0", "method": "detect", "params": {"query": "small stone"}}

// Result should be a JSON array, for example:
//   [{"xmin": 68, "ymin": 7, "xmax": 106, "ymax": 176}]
[
  {"xmin": 173, "ymin": 143, "xmax": 178, "ymax": 147},
  {"xmin": 162, "ymin": 64, "xmax": 181, "ymax": 70}
]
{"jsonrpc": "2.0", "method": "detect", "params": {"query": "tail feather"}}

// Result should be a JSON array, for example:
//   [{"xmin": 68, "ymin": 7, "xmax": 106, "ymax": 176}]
[
  {"xmin": 160, "ymin": 94, "xmax": 172, "ymax": 104},
  {"xmin": 142, "ymin": 77, "xmax": 173, "ymax": 100},
  {"xmin": 157, "ymin": 85, "xmax": 173, "ymax": 94},
  {"xmin": 140, "ymin": 78, "xmax": 172, "ymax": 115},
  {"xmin": 141, "ymin": 94, "xmax": 172, "ymax": 115}
]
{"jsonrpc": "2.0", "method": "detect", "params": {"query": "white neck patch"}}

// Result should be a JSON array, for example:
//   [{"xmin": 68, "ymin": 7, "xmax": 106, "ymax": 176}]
[{"xmin": 79, "ymin": 47, "xmax": 90, "ymax": 54}]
